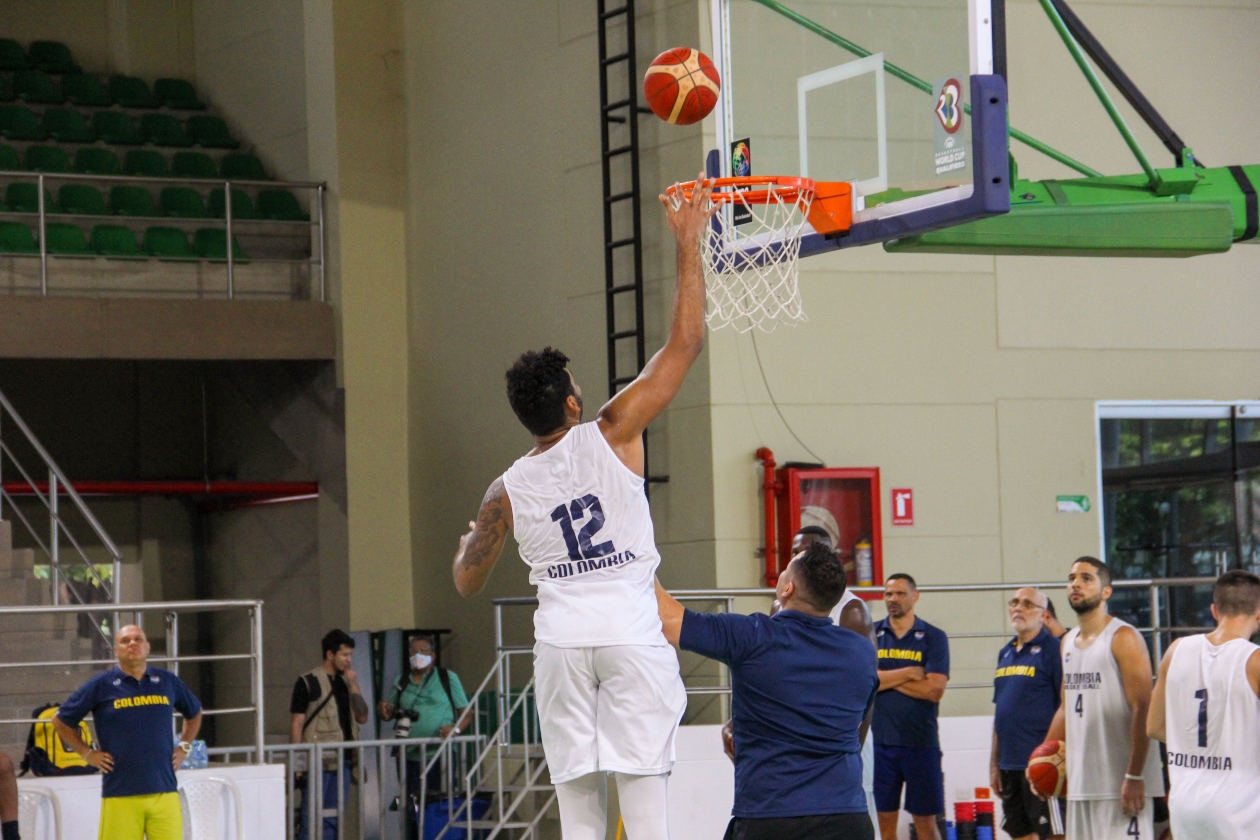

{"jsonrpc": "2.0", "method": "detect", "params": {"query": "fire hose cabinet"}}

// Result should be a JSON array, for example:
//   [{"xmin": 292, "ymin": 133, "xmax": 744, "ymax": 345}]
[{"xmin": 757, "ymin": 449, "xmax": 883, "ymax": 596}]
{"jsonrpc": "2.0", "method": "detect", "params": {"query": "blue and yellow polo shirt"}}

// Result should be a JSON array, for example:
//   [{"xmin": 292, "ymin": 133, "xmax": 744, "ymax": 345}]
[
  {"xmin": 873, "ymin": 616, "xmax": 950, "ymax": 749},
  {"xmin": 992, "ymin": 626, "xmax": 1062, "ymax": 770}
]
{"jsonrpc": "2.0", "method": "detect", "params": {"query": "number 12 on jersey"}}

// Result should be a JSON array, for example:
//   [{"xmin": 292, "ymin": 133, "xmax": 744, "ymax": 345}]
[{"xmin": 551, "ymin": 494, "xmax": 615, "ymax": 560}]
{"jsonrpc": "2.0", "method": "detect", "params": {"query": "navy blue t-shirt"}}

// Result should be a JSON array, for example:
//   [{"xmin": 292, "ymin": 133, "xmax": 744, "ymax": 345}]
[
  {"xmin": 57, "ymin": 666, "xmax": 201, "ymax": 798},
  {"xmin": 992, "ymin": 627, "xmax": 1062, "ymax": 770},
  {"xmin": 873, "ymin": 616, "xmax": 950, "ymax": 749},
  {"xmin": 679, "ymin": 608, "xmax": 878, "ymax": 819}
]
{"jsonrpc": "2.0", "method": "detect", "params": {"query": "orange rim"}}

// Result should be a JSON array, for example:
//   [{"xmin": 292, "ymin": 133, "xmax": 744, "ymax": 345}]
[{"xmin": 666, "ymin": 175, "xmax": 817, "ymax": 205}]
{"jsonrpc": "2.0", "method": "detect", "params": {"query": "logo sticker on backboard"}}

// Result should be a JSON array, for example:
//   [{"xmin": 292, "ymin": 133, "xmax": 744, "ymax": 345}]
[
  {"xmin": 932, "ymin": 77, "xmax": 967, "ymax": 177},
  {"xmin": 731, "ymin": 138, "xmax": 752, "ymax": 225}
]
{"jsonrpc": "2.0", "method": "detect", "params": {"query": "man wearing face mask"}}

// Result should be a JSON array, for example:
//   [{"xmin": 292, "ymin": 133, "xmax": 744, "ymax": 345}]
[{"xmin": 378, "ymin": 635, "xmax": 473, "ymax": 838}]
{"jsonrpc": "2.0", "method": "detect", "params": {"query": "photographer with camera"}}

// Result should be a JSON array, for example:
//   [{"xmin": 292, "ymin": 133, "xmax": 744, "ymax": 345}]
[{"xmin": 378, "ymin": 635, "xmax": 472, "ymax": 839}]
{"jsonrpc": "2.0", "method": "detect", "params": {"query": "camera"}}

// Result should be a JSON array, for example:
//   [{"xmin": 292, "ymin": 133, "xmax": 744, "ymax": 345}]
[{"xmin": 393, "ymin": 708, "xmax": 419, "ymax": 739}]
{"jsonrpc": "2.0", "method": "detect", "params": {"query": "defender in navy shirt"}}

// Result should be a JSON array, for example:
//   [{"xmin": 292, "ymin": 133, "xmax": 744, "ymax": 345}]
[
  {"xmin": 54, "ymin": 625, "xmax": 202, "ymax": 840},
  {"xmin": 658, "ymin": 543, "xmax": 878, "ymax": 840},
  {"xmin": 873, "ymin": 574, "xmax": 950, "ymax": 840},
  {"xmin": 990, "ymin": 587, "xmax": 1064, "ymax": 840}
]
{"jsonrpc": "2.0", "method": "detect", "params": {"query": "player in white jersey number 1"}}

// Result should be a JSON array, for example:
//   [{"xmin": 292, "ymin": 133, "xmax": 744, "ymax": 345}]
[
  {"xmin": 1031, "ymin": 557, "xmax": 1164, "ymax": 840},
  {"xmin": 452, "ymin": 176, "xmax": 716, "ymax": 840},
  {"xmin": 1148, "ymin": 570, "xmax": 1260, "ymax": 840}
]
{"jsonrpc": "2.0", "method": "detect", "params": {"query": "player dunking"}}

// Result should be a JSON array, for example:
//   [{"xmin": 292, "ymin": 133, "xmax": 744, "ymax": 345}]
[
  {"xmin": 1148, "ymin": 570, "xmax": 1260, "ymax": 839},
  {"xmin": 1035, "ymin": 557, "xmax": 1163, "ymax": 840},
  {"xmin": 452, "ymin": 176, "xmax": 715, "ymax": 840}
]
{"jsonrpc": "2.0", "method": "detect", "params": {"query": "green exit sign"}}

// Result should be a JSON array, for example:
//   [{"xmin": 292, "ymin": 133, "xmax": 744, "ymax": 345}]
[{"xmin": 1056, "ymin": 495, "xmax": 1090, "ymax": 513}]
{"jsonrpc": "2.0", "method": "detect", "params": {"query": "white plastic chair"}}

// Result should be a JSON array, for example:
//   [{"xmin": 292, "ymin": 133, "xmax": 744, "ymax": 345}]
[
  {"xmin": 179, "ymin": 775, "xmax": 246, "ymax": 840},
  {"xmin": 17, "ymin": 785, "xmax": 62, "ymax": 840}
]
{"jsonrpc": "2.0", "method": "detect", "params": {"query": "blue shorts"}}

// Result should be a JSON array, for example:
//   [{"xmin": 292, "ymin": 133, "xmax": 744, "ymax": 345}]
[{"xmin": 873, "ymin": 744, "xmax": 944, "ymax": 817}]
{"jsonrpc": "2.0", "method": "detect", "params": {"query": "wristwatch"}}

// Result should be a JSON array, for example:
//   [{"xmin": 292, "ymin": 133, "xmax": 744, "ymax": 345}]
[
  {"xmin": 453, "ymin": 726, "xmax": 462, "ymax": 735},
  {"xmin": 178, "ymin": 741, "xmax": 193, "ymax": 754}
]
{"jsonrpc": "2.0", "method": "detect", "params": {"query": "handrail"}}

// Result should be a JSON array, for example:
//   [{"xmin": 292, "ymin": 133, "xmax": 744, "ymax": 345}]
[{"xmin": 0, "ymin": 167, "xmax": 326, "ymax": 189}]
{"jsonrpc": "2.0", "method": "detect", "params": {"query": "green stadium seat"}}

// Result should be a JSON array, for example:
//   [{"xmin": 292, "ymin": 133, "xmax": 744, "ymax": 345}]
[
  {"xmin": 13, "ymin": 70, "xmax": 62, "ymax": 104},
  {"xmin": 91, "ymin": 110, "xmax": 141, "ymax": 145},
  {"xmin": 220, "ymin": 153, "xmax": 267, "ymax": 181},
  {"xmin": 0, "ymin": 39, "xmax": 27, "ymax": 72},
  {"xmin": 73, "ymin": 147, "xmax": 121, "ymax": 175},
  {"xmin": 45, "ymin": 222, "xmax": 90, "ymax": 255},
  {"xmin": 90, "ymin": 224, "xmax": 143, "ymax": 257},
  {"xmin": 124, "ymin": 149, "xmax": 169, "ymax": 177},
  {"xmin": 57, "ymin": 184, "xmax": 107, "ymax": 215},
  {"xmin": 139, "ymin": 113, "xmax": 192, "ymax": 147},
  {"xmin": 193, "ymin": 227, "xmax": 247, "ymax": 262},
  {"xmin": 160, "ymin": 187, "xmax": 208, "ymax": 218},
  {"xmin": 153, "ymin": 79, "xmax": 205, "ymax": 111},
  {"xmin": 186, "ymin": 115, "xmax": 239, "ymax": 149},
  {"xmin": 0, "ymin": 105, "xmax": 47, "ymax": 141},
  {"xmin": 108, "ymin": 75, "xmax": 156, "ymax": 109},
  {"xmin": 4, "ymin": 183, "xmax": 56, "ymax": 213},
  {"xmin": 0, "ymin": 144, "xmax": 19, "ymax": 171},
  {"xmin": 0, "ymin": 222, "xmax": 37, "ymax": 253},
  {"xmin": 23, "ymin": 145, "xmax": 70, "ymax": 173},
  {"xmin": 62, "ymin": 74, "xmax": 112, "ymax": 107},
  {"xmin": 42, "ymin": 107, "xmax": 96, "ymax": 143},
  {"xmin": 108, "ymin": 185, "xmax": 157, "ymax": 217},
  {"xmin": 0, "ymin": 75, "xmax": 12, "ymax": 103},
  {"xmin": 256, "ymin": 189, "xmax": 308, "ymax": 221},
  {"xmin": 171, "ymin": 151, "xmax": 216, "ymax": 179},
  {"xmin": 143, "ymin": 226, "xmax": 196, "ymax": 259},
  {"xmin": 208, "ymin": 187, "xmax": 254, "ymax": 219},
  {"xmin": 29, "ymin": 42, "xmax": 80, "ymax": 75}
]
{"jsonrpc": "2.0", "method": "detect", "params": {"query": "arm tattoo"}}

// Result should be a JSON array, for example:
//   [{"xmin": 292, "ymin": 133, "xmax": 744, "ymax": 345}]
[
  {"xmin": 459, "ymin": 478, "xmax": 508, "ymax": 570},
  {"xmin": 350, "ymin": 693, "xmax": 369, "ymax": 718}
]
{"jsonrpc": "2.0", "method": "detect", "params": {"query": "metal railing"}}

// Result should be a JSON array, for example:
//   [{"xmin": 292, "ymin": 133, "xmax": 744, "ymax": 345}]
[
  {"xmin": 0, "ymin": 599, "xmax": 265, "ymax": 760},
  {"xmin": 0, "ymin": 386, "xmax": 121, "ymax": 612},
  {"xmin": 0, "ymin": 168, "xmax": 326, "ymax": 300}
]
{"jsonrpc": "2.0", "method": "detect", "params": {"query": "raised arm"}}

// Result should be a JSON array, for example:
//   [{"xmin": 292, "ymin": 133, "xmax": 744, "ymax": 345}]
[
  {"xmin": 654, "ymin": 577, "xmax": 685, "ymax": 646},
  {"xmin": 453, "ymin": 477, "xmax": 514, "ymax": 598},
  {"xmin": 597, "ymin": 176, "xmax": 716, "ymax": 471},
  {"xmin": 1113, "ymin": 625, "xmax": 1154, "ymax": 817},
  {"xmin": 1147, "ymin": 638, "xmax": 1180, "ymax": 743}
]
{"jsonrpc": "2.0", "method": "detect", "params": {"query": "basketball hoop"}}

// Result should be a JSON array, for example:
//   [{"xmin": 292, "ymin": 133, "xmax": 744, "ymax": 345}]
[{"xmin": 666, "ymin": 176, "xmax": 851, "ymax": 332}]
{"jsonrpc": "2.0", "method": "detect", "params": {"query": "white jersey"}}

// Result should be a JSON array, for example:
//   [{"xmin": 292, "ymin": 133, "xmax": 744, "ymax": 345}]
[
  {"xmin": 1165, "ymin": 634, "xmax": 1260, "ymax": 839},
  {"xmin": 829, "ymin": 589, "xmax": 877, "ymax": 816},
  {"xmin": 502, "ymin": 422, "xmax": 663, "ymax": 648},
  {"xmin": 1062, "ymin": 617, "xmax": 1164, "ymax": 800}
]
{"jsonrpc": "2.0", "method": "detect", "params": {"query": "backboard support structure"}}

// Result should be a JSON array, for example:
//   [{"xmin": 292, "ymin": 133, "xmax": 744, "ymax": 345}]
[{"xmin": 708, "ymin": 0, "xmax": 1011, "ymax": 255}]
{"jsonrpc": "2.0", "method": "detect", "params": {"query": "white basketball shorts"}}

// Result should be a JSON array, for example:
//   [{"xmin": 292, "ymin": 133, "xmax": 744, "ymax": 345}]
[
  {"xmin": 534, "ymin": 642, "xmax": 687, "ymax": 784},
  {"xmin": 1067, "ymin": 799, "xmax": 1154, "ymax": 840}
]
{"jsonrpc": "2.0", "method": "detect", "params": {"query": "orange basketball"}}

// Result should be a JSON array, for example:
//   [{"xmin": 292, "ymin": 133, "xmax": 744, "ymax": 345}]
[
  {"xmin": 1027, "ymin": 739, "xmax": 1067, "ymax": 798},
  {"xmin": 643, "ymin": 48, "xmax": 720, "ymax": 125}
]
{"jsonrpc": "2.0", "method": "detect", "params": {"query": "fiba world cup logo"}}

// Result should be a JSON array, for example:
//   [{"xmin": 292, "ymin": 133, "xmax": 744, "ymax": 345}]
[
  {"xmin": 731, "ymin": 140, "xmax": 751, "ymax": 176},
  {"xmin": 935, "ymin": 79, "xmax": 963, "ymax": 134}
]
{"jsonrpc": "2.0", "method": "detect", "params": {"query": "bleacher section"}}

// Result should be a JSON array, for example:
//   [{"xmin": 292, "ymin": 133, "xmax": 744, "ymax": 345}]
[{"xmin": 0, "ymin": 39, "xmax": 321, "ymax": 299}]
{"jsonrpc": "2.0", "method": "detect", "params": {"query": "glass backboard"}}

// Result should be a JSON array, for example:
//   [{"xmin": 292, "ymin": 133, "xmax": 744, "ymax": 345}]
[{"xmin": 710, "ymin": 0, "xmax": 1010, "ymax": 254}]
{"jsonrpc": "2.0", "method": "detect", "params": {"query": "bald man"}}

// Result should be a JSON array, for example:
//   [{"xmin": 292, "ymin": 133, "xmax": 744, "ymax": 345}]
[
  {"xmin": 991, "ymin": 589, "xmax": 1063, "ymax": 840},
  {"xmin": 53, "ymin": 625, "xmax": 202, "ymax": 840}
]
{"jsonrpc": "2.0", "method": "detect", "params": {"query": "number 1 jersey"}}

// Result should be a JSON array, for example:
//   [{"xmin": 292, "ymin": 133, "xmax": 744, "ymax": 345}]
[{"xmin": 502, "ymin": 421, "xmax": 665, "ymax": 648}]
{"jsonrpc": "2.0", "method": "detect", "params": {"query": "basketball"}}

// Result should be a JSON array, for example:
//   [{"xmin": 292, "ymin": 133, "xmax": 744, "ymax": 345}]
[
  {"xmin": 1027, "ymin": 740, "xmax": 1067, "ymax": 798},
  {"xmin": 643, "ymin": 47, "xmax": 720, "ymax": 125}
]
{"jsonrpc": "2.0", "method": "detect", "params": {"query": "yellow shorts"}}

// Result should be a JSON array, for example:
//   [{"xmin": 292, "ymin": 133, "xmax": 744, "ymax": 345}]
[{"xmin": 99, "ymin": 792, "xmax": 183, "ymax": 840}]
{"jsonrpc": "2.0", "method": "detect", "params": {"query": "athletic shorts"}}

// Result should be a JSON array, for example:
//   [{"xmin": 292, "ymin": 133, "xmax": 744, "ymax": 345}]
[
  {"xmin": 723, "ymin": 812, "xmax": 875, "ymax": 840},
  {"xmin": 860, "ymin": 735, "xmax": 877, "ymax": 825},
  {"xmin": 873, "ymin": 744, "xmax": 944, "ymax": 817},
  {"xmin": 99, "ymin": 792, "xmax": 182, "ymax": 840},
  {"xmin": 533, "ymin": 642, "xmax": 686, "ymax": 784},
  {"xmin": 999, "ymin": 769, "xmax": 1064, "ymax": 839},
  {"xmin": 1066, "ymin": 799, "xmax": 1154, "ymax": 840}
]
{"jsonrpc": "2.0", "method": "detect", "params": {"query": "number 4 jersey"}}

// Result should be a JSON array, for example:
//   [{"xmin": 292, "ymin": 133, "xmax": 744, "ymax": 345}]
[
  {"xmin": 1164, "ymin": 634, "xmax": 1260, "ymax": 839},
  {"xmin": 502, "ymin": 421, "xmax": 665, "ymax": 648}
]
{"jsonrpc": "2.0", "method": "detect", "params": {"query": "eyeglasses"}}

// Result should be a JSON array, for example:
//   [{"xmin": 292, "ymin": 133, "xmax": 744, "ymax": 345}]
[{"xmin": 1008, "ymin": 598, "xmax": 1042, "ymax": 610}]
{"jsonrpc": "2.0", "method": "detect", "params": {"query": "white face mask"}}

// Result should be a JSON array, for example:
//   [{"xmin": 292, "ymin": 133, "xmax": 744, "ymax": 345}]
[{"xmin": 410, "ymin": 653, "xmax": 433, "ymax": 671}]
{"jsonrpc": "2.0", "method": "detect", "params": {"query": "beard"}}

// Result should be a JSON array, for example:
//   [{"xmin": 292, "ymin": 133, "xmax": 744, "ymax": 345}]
[{"xmin": 1069, "ymin": 591, "xmax": 1103, "ymax": 615}]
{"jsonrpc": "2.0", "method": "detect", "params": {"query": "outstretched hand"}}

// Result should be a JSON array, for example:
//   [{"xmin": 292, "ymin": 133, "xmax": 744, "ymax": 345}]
[{"xmin": 659, "ymin": 172, "xmax": 718, "ymax": 246}]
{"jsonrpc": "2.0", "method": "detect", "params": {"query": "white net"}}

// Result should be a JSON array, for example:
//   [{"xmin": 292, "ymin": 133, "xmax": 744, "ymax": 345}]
[{"xmin": 671, "ymin": 180, "xmax": 814, "ymax": 332}]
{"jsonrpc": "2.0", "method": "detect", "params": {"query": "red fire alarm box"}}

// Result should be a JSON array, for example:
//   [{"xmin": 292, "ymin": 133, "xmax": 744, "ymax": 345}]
[{"xmin": 756, "ymin": 449, "xmax": 883, "ymax": 597}]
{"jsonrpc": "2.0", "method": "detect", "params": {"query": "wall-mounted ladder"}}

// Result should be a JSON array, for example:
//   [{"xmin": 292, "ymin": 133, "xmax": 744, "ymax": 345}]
[{"xmin": 596, "ymin": 0, "xmax": 667, "ymax": 490}]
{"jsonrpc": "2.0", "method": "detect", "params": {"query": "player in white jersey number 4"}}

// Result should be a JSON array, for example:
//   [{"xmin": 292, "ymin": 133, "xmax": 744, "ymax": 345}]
[
  {"xmin": 452, "ymin": 176, "xmax": 716, "ymax": 840},
  {"xmin": 1148, "ymin": 570, "xmax": 1260, "ymax": 840},
  {"xmin": 1032, "ymin": 557, "xmax": 1164, "ymax": 840}
]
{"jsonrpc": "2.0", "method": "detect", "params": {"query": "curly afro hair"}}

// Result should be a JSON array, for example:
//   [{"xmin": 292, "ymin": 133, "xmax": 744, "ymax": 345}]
[
  {"xmin": 794, "ymin": 540, "xmax": 847, "ymax": 611},
  {"xmin": 505, "ymin": 347, "xmax": 576, "ymax": 436}
]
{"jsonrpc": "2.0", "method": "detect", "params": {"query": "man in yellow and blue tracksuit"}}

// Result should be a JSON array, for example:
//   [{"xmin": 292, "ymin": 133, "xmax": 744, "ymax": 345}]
[{"xmin": 52, "ymin": 624, "xmax": 203, "ymax": 840}]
